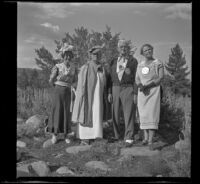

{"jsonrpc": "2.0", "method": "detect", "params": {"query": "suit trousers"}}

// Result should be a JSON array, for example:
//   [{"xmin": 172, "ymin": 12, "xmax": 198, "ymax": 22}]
[{"xmin": 112, "ymin": 86, "xmax": 136, "ymax": 140}]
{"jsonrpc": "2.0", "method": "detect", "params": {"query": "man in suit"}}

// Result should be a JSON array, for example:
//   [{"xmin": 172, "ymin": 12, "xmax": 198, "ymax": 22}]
[{"xmin": 108, "ymin": 39, "xmax": 138, "ymax": 147}]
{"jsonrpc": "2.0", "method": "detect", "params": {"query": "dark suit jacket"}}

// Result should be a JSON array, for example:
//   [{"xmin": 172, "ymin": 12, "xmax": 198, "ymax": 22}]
[{"xmin": 108, "ymin": 55, "xmax": 138, "ymax": 94}]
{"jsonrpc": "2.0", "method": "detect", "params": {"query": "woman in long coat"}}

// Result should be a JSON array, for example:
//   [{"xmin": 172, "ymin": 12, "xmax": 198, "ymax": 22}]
[
  {"xmin": 71, "ymin": 45, "xmax": 107, "ymax": 145},
  {"xmin": 135, "ymin": 44, "xmax": 164, "ymax": 148},
  {"xmin": 47, "ymin": 43, "xmax": 78, "ymax": 144}
]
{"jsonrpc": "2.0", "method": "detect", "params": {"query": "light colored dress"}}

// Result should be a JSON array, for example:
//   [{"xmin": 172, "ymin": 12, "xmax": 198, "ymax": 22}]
[
  {"xmin": 76, "ymin": 71, "xmax": 106, "ymax": 139},
  {"xmin": 136, "ymin": 59, "xmax": 163, "ymax": 130}
]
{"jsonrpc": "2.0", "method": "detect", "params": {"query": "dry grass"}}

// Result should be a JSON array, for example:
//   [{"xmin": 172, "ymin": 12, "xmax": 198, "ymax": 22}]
[{"xmin": 17, "ymin": 87, "xmax": 53, "ymax": 119}]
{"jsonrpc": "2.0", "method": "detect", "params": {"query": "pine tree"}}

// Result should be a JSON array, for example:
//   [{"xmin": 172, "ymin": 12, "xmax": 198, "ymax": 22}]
[{"xmin": 164, "ymin": 44, "xmax": 191, "ymax": 96}]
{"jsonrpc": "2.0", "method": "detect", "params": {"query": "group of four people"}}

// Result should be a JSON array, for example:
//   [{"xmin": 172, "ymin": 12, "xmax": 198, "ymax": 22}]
[{"xmin": 47, "ymin": 39, "xmax": 164, "ymax": 148}]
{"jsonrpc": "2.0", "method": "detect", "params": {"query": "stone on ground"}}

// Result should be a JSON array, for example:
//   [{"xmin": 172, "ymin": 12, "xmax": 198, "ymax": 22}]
[
  {"xmin": 25, "ymin": 114, "xmax": 47, "ymax": 128},
  {"xmin": 43, "ymin": 139, "xmax": 53, "ymax": 148},
  {"xmin": 85, "ymin": 161, "xmax": 111, "ymax": 172},
  {"xmin": 56, "ymin": 166, "xmax": 75, "ymax": 175},
  {"xmin": 17, "ymin": 140, "xmax": 26, "ymax": 148},
  {"xmin": 121, "ymin": 146, "xmax": 160, "ymax": 157},
  {"xmin": 30, "ymin": 161, "xmax": 50, "ymax": 176},
  {"xmin": 17, "ymin": 163, "xmax": 29, "ymax": 173},
  {"xmin": 17, "ymin": 170, "xmax": 32, "ymax": 177},
  {"xmin": 66, "ymin": 145, "xmax": 92, "ymax": 154},
  {"xmin": 175, "ymin": 140, "xmax": 190, "ymax": 150}
]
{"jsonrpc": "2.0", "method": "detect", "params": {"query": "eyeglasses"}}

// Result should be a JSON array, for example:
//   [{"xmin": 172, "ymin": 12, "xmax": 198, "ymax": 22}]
[{"xmin": 143, "ymin": 48, "xmax": 152, "ymax": 53}]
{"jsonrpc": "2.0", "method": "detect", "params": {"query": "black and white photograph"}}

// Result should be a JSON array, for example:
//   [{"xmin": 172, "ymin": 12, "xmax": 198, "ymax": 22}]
[{"xmin": 17, "ymin": 2, "xmax": 191, "ymax": 180}]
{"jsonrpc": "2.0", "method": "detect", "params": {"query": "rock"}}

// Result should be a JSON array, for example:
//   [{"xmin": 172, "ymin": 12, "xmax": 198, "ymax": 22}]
[
  {"xmin": 175, "ymin": 140, "xmax": 190, "ymax": 150},
  {"xmin": 17, "ymin": 140, "xmax": 26, "ymax": 148},
  {"xmin": 43, "ymin": 139, "xmax": 53, "ymax": 148},
  {"xmin": 17, "ymin": 170, "xmax": 32, "ymax": 177},
  {"xmin": 30, "ymin": 161, "xmax": 50, "ymax": 177},
  {"xmin": 17, "ymin": 115, "xmax": 47, "ymax": 138},
  {"xmin": 121, "ymin": 146, "xmax": 160, "ymax": 157},
  {"xmin": 17, "ymin": 164, "xmax": 29, "ymax": 173},
  {"xmin": 56, "ymin": 166, "xmax": 75, "ymax": 175},
  {"xmin": 25, "ymin": 114, "xmax": 47, "ymax": 129},
  {"xmin": 85, "ymin": 161, "xmax": 111, "ymax": 172},
  {"xmin": 66, "ymin": 145, "xmax": 92, "ymax": 154}
]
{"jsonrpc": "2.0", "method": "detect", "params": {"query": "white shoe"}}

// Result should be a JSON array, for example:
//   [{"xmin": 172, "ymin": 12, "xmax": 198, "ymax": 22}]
[
  {"xmin": 51, "ymin": 135, "xmax": 57, "ymax": 144},
  {"xmin": 65, "ymin": 138, "xmax": 71, "ymax": 144},
  {"xmin": 125, "ymin": 139, "xmax": 134, "ymax": 144}
]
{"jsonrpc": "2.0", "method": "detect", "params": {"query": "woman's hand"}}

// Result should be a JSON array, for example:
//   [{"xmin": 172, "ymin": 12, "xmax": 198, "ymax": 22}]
[
  {"xmin": 137, "ymin": 83, "xmax": 144, "ymax": 92},
  {"xmin": 108, "ymin": 94, "xmax": 113, "ymax": 103}
]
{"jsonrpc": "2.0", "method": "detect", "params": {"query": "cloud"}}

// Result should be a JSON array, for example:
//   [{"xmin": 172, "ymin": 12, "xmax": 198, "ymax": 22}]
[
  {"xmin": 33, "ymin": 3, "xmax": 75, "ymax": 19},
  {"xmin": 69, "ymin": 3, "xmax": 100, "ymax": 6},
  {"xmin": 164, "ymin": 3, "xmax": 191, "ymax": 20},
  {"xmin": 24, "ymin": 35, "xmax": 47, "ymax": 45},
  {"xmin": 40, "ymin": 22, "xmax": 59, "ymax": 32}
]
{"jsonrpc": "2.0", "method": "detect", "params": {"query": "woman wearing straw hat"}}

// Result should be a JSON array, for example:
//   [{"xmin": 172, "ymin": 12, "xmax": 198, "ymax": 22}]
[
  {"xmin": 71, "ymin": 44, "xmax": 107, "ymax": 145},
  {"xmin": 47, "ymin": 42, "xmax": 78, "ymax": 144}
]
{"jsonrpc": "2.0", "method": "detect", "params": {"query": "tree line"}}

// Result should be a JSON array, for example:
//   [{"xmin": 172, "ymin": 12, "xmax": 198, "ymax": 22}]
[{"xmin": 17, "ymin": 26, "xmax": 191, "ymax": 97}]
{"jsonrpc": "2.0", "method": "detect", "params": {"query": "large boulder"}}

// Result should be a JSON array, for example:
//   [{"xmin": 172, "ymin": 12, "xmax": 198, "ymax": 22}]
[
  {"xmin": 175, "ymin": 139, "xmax": 190, "ymax": 151},
  {"xmin": 30, "ymin": 161, "xmax": 50, "ymax": 177},
  {"xmin": 25, "ymin": 114, "xmax": 48, "ymax": 130},
  {"xmin": 17, "ymin": 114, "xmax": 48, "ymax": 138}
]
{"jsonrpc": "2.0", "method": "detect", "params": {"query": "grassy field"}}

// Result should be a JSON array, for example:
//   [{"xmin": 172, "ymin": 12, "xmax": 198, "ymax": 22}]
[{"xmin": 17, "ymin": 87, "xmax": 191, "ymax": 177}]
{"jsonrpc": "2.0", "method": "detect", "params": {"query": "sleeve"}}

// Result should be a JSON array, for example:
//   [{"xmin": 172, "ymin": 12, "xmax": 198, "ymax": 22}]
[
  {"xmin": 133, "ymin": 58, "xmax": 138, "ymax": 95},
  {"xmin": 71, "ymin": 67, "xmax": 79, "ymax": 89},
  {"xmin": 107, "ymin": 62, "xmax": 113, "ymax": 94},
  {"xmin": 49, "ymin": 65, "xmax": 58, "ymax": 83}
]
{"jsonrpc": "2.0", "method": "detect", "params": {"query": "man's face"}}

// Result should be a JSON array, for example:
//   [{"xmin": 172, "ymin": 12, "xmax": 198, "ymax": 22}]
[{"xmin": 118, "ymin": 45, "xmax": 127, "ymax": 56}]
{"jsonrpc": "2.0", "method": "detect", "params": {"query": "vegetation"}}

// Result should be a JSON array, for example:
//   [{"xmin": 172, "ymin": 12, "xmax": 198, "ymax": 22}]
[{"xmin": 17, "ymin": 26, "xmax": 191, "ymax": 177}]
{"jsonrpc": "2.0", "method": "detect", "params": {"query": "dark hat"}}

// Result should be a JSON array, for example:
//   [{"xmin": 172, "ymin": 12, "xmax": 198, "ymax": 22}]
[{"xmin": 89, "ymin": 44, "xmax": 105, "ymax": 55}]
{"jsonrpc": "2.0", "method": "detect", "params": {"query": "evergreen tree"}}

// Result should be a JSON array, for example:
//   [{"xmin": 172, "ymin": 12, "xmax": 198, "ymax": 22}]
[
  {"xmin": 34, "ymin": 46, "xmax": 58, "ymax": 87},
  {"xmin": 164, "ymin": 44, "xmax": 191, "ymax": 96}
]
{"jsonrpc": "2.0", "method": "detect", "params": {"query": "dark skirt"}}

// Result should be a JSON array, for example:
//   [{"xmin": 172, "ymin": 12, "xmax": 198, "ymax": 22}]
[{"xmin": 47, "ymin": 85, "xmax": 71, "ymax": 135}]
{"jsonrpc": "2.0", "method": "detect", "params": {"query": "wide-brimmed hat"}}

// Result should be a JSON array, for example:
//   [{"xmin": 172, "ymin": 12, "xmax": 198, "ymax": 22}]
[
  {"xmin": 59, "ymin": 42, "xmax": 74, "ymax": 53},
  {"xmin": 89, "ymin": 44, "xmax": 105, "ymax": 55}
]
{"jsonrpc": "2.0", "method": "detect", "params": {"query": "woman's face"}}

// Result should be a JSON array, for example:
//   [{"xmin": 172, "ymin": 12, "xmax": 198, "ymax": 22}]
[
  {"xmin": 63, "ymin": 51, "xmax": 73, "ymax": 63},
  {"xmin": 91, "ymin": 52, "xmax": 102, "ymax": 63},
  {"xmin": 142, "ymin": 46, "xmax": 153, "ymax": 59}
]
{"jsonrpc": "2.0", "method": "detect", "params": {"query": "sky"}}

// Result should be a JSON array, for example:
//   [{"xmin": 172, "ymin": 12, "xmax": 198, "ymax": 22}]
[{"xmin": 17, "ymin": 2, "xmax": 192, "ymax": 75}]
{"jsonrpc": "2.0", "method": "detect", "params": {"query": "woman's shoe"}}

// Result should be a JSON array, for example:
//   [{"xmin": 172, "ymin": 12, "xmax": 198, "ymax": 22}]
[
  {"xmin": 65, "ymin": 138, "xmax": 71, "ymax": 144},
  {"xmin": 142, "ymin": 140, "xmax": 148, "ymax": 145},
  {"xmin": 51, "ymin": 135, "xmax": 57, "ymax": 144}
]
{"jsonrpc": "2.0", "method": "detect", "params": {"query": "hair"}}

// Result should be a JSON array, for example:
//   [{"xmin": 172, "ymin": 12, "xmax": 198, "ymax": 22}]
[
  {"xmin": 140, "ymin": 44, "xmax": 154, "ymax": 55},
  {"xmin": 62, "ymin": 51, "xmax": 74, "ymax": 59}
]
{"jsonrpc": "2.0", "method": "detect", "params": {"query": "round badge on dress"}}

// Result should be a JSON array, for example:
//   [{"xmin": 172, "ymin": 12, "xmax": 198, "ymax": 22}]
[
  {"xmin": 125, "ymin": 68, "xmax": 131, "ymax": 75},
  {"xmin": 141, "ymin": 67, "xmax": 149, "ymax": 74}
]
